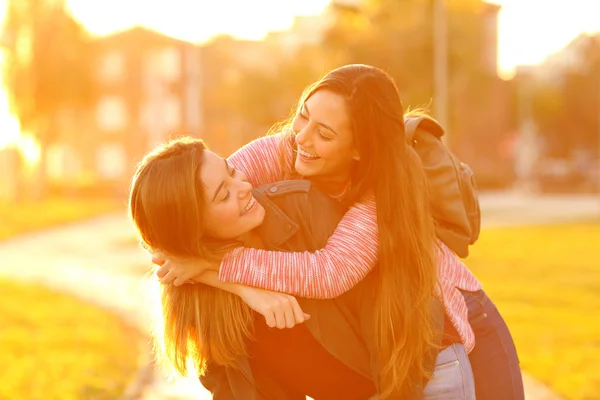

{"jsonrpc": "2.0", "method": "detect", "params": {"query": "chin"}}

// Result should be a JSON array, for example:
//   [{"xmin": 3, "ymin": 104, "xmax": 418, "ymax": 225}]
[
  {"xmin": 248, "ymin": 203, "xmax": 266, "ymax": 230},
  {"xmin": 294, "ymin": 159, "xmax": 317, "ymax": 177}
]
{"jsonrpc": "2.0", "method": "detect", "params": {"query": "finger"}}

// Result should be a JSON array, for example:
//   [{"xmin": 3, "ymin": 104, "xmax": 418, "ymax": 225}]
[
  {"xmin": 173, "ymin": 275, "xmax": 188, "ymax": 287},
  {"xmin": 156, "ymin": 264, "xmax": 169, "ymax": 278},
  {"xmin": 161, "ymin": 270, "xmax": 177, "ymax": 285},
  {"xmin": 303, "ymin": 313, "xmax": 311, "ymax": 320},
  {"xmin": 289, "ymin": 296, "xmax": 306, "ymax": 324},
  {"xmin": 264, "ymin": 312, "xmax": 276, "ymax": 328},
  {"xmin": 151, "ymin": 255, "xmax": 165, "ymax": 266},
  {"xmin": 274, "ymin": 306, "xmax": 286, "ymax": 329},
  {"xmin": 282, "ymin": 299, "xmax": 296, "ymax": 329}
]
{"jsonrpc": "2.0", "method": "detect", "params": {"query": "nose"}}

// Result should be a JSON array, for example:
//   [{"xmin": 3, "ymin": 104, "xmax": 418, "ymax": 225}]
[
  {"xmin": 295, "ymin": 123, "xmax": 312, "ymax": 147},
  {"xmin": 236, "ymin": 177, "xmax": 253, "ymax": 199}
]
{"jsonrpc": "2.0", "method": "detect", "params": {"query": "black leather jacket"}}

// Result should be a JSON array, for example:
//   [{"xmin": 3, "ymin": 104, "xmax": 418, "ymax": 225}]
[{"xmin": 199, "ymin": 180, "xmax": 442, "ymax": 399}]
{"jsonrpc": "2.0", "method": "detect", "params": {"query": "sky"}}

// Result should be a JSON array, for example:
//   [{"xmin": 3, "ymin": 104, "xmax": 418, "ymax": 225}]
[
  {"xmin": 1, "ymin": 0, "xmax": 600, "ymax": 150},
  {"xmin": 62, "ymin": 0, "xmax": 600, "ymax": 77}
]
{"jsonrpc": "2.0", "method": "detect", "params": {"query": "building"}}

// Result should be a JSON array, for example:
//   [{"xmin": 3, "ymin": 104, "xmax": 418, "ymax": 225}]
[
  {"xmin": 93, "ymin": 26, "xmax": 202, "ymax": 182},
  {"xmin": 50, "ymin": 26, "xmax": 203, "ymax": 190}
]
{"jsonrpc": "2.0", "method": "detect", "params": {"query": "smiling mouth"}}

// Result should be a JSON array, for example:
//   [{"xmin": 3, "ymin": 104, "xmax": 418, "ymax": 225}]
[
  {"xmin": 298, "ymin": 148, "xmax": 320, "ymax": 160},
  {"xmin": 240, "ymin": 197, "xmax": 256, "ymax": 216}
]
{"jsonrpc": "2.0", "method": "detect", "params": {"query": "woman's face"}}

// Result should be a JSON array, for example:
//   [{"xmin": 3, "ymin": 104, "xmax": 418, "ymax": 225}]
[
  {"xmin": 200, "ymin": 150, "xmax": 265, "ymax": 240},
  {"xmin": 291, "ymin": 89, "xmax": 359, "ymax": 181}
]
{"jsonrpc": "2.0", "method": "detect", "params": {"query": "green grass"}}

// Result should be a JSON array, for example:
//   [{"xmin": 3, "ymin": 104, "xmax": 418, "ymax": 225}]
[
  {"xmin": 0, "ymin": 197, "xmax": 122, "ymax": 241},
  {"xmin": 0, "ymin": 279, "xmax": 144, "ymax": 400},
  {"xmin": 467, "ymin": 223, "xmax": 600, "ymax": 400}
]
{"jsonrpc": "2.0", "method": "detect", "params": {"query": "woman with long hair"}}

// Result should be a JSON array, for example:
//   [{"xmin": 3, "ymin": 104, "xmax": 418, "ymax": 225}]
[
  {"xmin": 155, "ymin": 64, "xmax": 523, "ymax": 399},
  {"xmin": 130, "ymin": 137, "xmax": 449, "ymax": 399}
]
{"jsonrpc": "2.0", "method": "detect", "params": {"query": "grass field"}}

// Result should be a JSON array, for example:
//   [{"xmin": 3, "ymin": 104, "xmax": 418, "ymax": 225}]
[
  {"xmin": 467, "ymin": 222, "xmax": 600, "ymax": 400},
  {"xmin": 0, "ymin": 197, "xmax": 122, "ymax": 241},
  {"xmin": 0, "ymin": 196, "xmax": 140, "ymax": 399},
  {"xmin": 0, "ymin": 279, "xmax": 144, "ymax": 400}
]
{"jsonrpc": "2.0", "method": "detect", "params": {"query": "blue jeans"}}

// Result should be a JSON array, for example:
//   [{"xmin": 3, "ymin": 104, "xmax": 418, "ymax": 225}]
[
  {"xmin": 423, "ymin": 343, "xmax": 476, "ymax": 400},
  {"xmin": 462, "ymin": 290, "xmax": 525, "ymax": 399}
]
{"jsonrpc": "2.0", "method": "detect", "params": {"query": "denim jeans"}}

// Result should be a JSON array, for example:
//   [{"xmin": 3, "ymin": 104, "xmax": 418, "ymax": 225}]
[
  {"xmin": 462, "ymin": 290, "xmax": 525, "ymax": 400},
  {"xmin": 423, "ymin": 343, "xmax": 476, "ymax": 400}
]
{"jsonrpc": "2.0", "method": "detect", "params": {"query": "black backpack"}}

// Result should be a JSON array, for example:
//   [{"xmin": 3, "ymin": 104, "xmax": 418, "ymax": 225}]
[{"xmin": 405, "ymin": 115, "xmax": 481, "ymax": 258}]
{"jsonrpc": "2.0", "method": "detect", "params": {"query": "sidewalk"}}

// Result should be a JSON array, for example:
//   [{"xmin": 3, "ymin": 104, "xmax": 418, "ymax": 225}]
[
  {"xmin": 0, "ymin": 215, "xmax": 209, "ymax": 399},
  {"xmin": 480, "ymin": 191, "xmax": 599, "ymax": 227},
  {"xmin": 2, "ymin": 192, "xmax": 596, "ymax": 399}
]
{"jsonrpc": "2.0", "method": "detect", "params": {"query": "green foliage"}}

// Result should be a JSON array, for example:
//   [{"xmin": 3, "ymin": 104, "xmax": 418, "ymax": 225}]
[
  {"xmin": 527, "ymin": 35, "xmax": 600, "ymax": 158},
  {"xmin": 2, "ymin": 0, "xmax": 95, "ymax": 141}
]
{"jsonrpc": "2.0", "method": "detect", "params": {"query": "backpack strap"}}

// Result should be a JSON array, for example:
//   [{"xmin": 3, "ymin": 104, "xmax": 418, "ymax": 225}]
[
  {"xmin": 403, "ymin": 114, "xmax": 480, "ymax": 257},
  {"xmin": 404, "ymin": 115, "xmax": 445, "ymax": 143}
]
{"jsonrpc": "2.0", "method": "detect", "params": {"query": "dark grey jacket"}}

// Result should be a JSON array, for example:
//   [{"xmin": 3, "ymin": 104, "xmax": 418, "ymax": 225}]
[{"xmin": 199, "ymin": 180, "xmax": 442, "ymax": 399}]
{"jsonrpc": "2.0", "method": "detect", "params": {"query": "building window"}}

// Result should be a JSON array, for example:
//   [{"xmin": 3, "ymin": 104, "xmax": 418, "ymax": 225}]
[
  {"xmin": 96, "ymin": 95, "xmax": 127, "ymax": 131},
  {"xmin": 98, "ymin": 51, "xmax": 125, "ymax": 82},
  {"xmin": 96, "ymin": 144, "xmax": 126, "ymax": 179},
  {"xmin": 47, "ymin": 144, "xmax": 80, "ymax": 179},
  {"xmin": 160, "ymin": 47, "xmax": 181, "ymax": 82},
  {"xmin": 163, "ymin": 95, "xmax": 181, "ymax": 131}
]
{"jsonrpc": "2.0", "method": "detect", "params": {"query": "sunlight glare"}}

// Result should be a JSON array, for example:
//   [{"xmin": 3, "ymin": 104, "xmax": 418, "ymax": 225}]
[
  {"xmin": 66, "ymin": 0, "xmax": 330, "ymax": 42},
  {"xmin": 493, "ymin": 0, "xmax": 600, "ymax": 78},
  {"xmin": 0, "ymin": 52, "xmax": 21, "ymax": 147}
]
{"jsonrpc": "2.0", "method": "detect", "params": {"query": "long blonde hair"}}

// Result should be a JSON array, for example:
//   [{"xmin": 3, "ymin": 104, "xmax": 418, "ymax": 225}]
[
  {"xmin": 276, "ymin": 65, "xmax": 439, "ymax": 398},
  {"xmin": 129, "ymin": 137, "xmax": 253, "ymax": 376}
]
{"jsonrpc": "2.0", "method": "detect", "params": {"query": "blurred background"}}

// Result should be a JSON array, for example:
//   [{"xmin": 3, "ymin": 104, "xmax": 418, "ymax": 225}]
[{"xmin": 0, "ymin": 0, "xmax": 598, "ymax": 399}]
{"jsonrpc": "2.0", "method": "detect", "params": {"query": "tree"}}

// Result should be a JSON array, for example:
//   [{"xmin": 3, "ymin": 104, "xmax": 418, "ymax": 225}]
[
  {"xmin": 529, "ymin": 35, "xmax": 600, "ymax": 159},
  {"xmin": 322, "ymin": 0, "xmax": 501, "ymax": 130},
  {"xmin": 1, "ymin": 0, "xmax": 94, "ymax": 198}
]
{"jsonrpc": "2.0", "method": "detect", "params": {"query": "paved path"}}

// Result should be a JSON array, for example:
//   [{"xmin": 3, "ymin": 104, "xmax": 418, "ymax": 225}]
[
  {"xmin": 0, "ymin": 215, "xmax": 209, "ymax": 399},
  {"xmin": 1, "ymin": 192, "xmax": 597, "ymax": 399}
]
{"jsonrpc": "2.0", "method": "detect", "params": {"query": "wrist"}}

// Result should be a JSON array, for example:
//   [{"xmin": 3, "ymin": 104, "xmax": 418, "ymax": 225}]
[
  {"xmin": 231, "ymin": 283, "xmax": 248, "ymax": 298},
  {"xmin": 208, "ymin": 260, "xmax": 220, "ymax": 272}
]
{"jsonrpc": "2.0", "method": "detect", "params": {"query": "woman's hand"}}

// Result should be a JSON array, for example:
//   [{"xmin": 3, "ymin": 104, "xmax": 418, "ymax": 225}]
[
  {"xmin": 152, "ymin": 252, "xmax": 217, "ymax": 286},
  {"xmin": 236, "ymin": 285, "xmax": 310, "ymax": 329}
]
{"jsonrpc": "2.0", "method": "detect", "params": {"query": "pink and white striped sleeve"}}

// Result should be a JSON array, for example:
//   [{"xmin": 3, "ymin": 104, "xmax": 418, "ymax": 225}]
[
  {"xmin": 218, "ymin": 196, "xmax": 379, "ymax": 299},
  {"xmin": 227, "ymin": 134, "xmax": 292, "ymax": 186}
]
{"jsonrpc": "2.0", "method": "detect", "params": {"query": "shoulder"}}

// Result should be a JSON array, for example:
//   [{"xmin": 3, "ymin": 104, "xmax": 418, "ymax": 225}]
[
  {"xmin": 404, "ymin": 114, "xmax": 445, "ymax": 141},
  {"xmin": 258, "ymin": 180, "xmax": 312, "ymax": 197},
  {"xmin": 254, "ymin": 180, "xmax": 343, "ymax": 221}
]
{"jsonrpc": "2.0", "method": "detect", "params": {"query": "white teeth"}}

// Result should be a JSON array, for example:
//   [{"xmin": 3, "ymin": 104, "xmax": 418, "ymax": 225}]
[
  {"xmin": 241, "ymin": 197, "xmax": 255, "ymax": 215},
  {"xmin": 299, "ymin": 148, "xmax": 319, "ymax": 159}
]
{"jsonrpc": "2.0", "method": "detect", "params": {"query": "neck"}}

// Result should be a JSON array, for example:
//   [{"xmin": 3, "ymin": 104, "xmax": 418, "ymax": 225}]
[
  {"xmin": 310, "ymin": 174, "xmax": 351, "ymax": 199},
  {"xmin": 238, "ymin": 229, "xmax": 266, "ymax": 249}
]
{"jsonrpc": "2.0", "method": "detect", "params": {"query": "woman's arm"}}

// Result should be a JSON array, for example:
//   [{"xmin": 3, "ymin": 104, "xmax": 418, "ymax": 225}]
[
  {"xmin": 194, "ymin": 271, "xmax": 310, "ymax": 329},
  {"xmin": 218, "ymin": 196, "xmax": 379, "ymax": 299},
  {"xmin": 227, "ymin": 133, "xmax": 294, "ymax": 186}
]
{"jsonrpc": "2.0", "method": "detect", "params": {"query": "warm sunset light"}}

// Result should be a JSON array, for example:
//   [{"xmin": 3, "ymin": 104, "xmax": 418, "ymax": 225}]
[
  {"xmin": 0, "ymin": 55, "xmax": 19, "ymax": 148},
  {"xmin": 64, "ymin": 0, "xmax": 600, "ymax": 78},
  {"xmin": 492, "ymin": 0, "xmax": 600, "ymax": 78},
  {"xmin": 66, "ymin": 0, "xmax": 330, "ymax": 42},
  {"xmin": 1, "ymin": 0, "xmax": 600, "ymax": 150},
  {"xmin": 1, "ymin": 1, "xmax": 599, "ymax": 400}
]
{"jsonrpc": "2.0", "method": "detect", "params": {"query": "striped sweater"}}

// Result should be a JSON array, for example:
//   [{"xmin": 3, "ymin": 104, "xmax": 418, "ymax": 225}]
[{"xmin": 223, "ymin": 134, "xmax": 482, "ymax": 353}]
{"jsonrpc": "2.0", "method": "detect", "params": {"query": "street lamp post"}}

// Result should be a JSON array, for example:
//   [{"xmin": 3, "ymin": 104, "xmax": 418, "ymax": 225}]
[{"xmin": 433, "ymin": 0, "xmax": 449, "ymax": 144}]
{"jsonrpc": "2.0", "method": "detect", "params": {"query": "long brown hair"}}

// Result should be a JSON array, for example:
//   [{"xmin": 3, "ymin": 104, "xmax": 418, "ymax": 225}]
[
  {"xmin": 281, "ymin": 65, "xmax": 439, "ymax": 397},
  {"xmin": 129, "ymin": 137, "xmax": 253, "ymax": 376}
]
